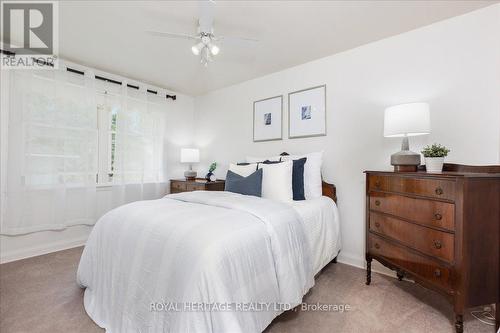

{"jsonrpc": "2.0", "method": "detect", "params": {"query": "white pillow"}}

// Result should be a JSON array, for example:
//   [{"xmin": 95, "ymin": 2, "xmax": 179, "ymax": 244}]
[
  {"xmin": 257, "ymin": 160, "xmax": 293, "ymax": 202},
  {"xmin": 246, "ymin": 155, "xmax": 281, "ymax": 163},
  {"xmin": 229, "ymin": 163, "xmax": 258, "ymax": 177},
  {"xmin": 281, "ymin": 151, "xmax": 323, "ymax": 199}
]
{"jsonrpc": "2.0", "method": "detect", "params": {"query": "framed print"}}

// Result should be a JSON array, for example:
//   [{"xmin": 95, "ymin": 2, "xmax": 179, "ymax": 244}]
[
  {"xmin": 253, "ymin": 95, "xmax": 283, "ymax": 142},
  {"xmin": 288, "ymin": 85, "xmax": 326, "ymax": 138}
]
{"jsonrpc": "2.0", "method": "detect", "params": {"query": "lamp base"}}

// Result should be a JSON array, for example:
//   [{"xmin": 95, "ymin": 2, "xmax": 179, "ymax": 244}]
[
  {"xmin": 184, "ymin": 170, "xmax": 197, "ymax": 180},
  {"xmin": 390, "ymin": 150, "xmax": 420, "ymax": 172},
  {"xmin": 393, "ymin": 165, "xmax": 418, "ymax": 172}
]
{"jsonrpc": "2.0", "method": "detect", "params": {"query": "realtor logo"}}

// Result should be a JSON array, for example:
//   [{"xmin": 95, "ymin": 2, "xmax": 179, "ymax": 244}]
[{"xmin": 1, "ymin": 1, "xmax": 58, "ymax": 68}]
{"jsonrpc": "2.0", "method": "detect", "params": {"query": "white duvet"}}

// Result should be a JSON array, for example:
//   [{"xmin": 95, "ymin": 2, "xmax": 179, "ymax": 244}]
[
  {"xmin": 291, "ymin": 197, "xmax": 341, "ymax": 275},
  {"xmin": 77, "ymin": 191, "xmax": 319, "ymax": 333}
]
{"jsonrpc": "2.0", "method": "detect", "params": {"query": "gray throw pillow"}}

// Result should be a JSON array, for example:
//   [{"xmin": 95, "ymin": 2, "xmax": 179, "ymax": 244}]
[{"xmin": 224, "ymin": 169, "xmax": 263, "ymax": 197}]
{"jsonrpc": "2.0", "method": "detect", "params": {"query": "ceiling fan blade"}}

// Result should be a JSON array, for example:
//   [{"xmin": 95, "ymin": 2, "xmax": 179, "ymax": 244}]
[
  {"xmin": 145, "ymin": 30, "xmax": 198, "ymax": 41},
  {"xmin": 217, "ymin": 35, "xmax": 259, "ymax": 45},
  {"xmin": 198, "ymin": 0, "xmax": 215, "ymax": 32}
]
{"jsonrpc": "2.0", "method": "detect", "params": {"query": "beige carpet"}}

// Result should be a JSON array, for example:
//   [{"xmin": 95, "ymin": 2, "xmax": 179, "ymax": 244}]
[{"xmin": 0, "ymin": 247, "xmax": 495, "ymax": 333}]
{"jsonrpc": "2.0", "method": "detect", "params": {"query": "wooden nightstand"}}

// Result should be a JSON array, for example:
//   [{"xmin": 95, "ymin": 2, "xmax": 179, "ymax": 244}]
[{"xmin": 170, "ymin": 178, "xmax": 225, "ymax": 194}]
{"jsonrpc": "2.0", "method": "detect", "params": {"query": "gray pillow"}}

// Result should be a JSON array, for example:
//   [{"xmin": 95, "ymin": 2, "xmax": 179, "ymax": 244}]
[{"xmin": 224, "ymin": 169, "xmax": 263, "ymax": 197}]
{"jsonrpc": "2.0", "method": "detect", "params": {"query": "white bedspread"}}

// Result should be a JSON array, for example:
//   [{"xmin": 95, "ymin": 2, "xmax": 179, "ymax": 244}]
[
  {"xmin": 291, "ymin": 197, "xmax": 341, "ymax": 275},
  {"xmin": 77, "ymin": 191, "xmax": 315, "ymax": 333}
]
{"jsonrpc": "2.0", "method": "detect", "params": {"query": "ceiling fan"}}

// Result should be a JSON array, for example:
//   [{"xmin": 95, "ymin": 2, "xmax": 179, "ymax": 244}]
[{"xmin": 146, "ymin": 0, "xmax": 259, "ymax": 66}]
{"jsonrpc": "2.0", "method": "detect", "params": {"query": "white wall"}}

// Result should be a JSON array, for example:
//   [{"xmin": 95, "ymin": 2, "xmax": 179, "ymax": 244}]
[
  {"xmin": 2, "ymin": 5, "xmax": 499, "ymax": 266},
  {"xmin": 194, "ymin": 5, "xmax": 500, "ymax": 268},
  {"xmin": 0, "ymin": 76, "xmax": 196, "ymax": 263}
]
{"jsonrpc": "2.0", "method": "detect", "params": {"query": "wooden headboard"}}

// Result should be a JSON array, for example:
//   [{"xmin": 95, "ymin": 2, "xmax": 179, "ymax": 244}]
[
  {"xmin": 322, "ymin": 181, "xmax": 337, "ymax": 203},
  {"xmin": 279, "ymin": 152, "xmax": 337, "ymax": 203}
]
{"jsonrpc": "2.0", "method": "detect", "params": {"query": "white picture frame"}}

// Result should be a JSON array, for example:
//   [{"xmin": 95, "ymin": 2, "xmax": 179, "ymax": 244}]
[
  {"xmin": 253, "ymin": 95, "xmax": 283, "ymax": 142},
  {"xmin": 288, "ymin": 85, "xmax": 326, "ymax": 139}
]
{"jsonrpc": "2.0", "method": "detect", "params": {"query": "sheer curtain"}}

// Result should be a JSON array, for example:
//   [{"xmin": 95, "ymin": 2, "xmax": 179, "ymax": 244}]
[
  {"xmin": 2, "ymin": 67, "xmax": 98, "ymax": 235},
  {"xmin": 93, "ymin": 80, "xmax": 167, "ymax": 207},
  {"xmin": 1, "ymin": 65, "xmax": 168, "ymax": 236},
  {"xmin": 110, "ymin": 83, "xmax": 167, "ymax": 205}
]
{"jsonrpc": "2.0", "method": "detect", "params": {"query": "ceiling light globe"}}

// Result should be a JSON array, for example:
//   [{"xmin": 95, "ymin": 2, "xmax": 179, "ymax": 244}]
[
  {"xmin": 191, "ymin": 44, "xmax": 201, "ymax": 55},
  {"xmin": 210, "ymin": 44, "xmax": 220, "ymax": 55}
]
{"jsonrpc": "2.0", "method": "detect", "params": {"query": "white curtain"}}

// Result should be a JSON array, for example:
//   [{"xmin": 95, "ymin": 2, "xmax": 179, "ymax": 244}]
[
  {"xmin": 95, "ymin": 80, "xmax": 167, "ymax": 208},
  {"xmin": 2, "ymin": 65, "xmax": 168, "ymax": 235},
  {"xmin": 2, "ymin": 67, "xmax": 98, "ymax": 235}
]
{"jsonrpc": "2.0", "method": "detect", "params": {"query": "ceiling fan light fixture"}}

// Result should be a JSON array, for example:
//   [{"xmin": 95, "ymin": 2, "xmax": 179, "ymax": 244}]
[
  {"xmin": 191, "ymin": 42, "xmax": 204, "ymax": 55},
  {"xmin": 209, "ymin": 43, "xmax": 219, "ymax": 56}
]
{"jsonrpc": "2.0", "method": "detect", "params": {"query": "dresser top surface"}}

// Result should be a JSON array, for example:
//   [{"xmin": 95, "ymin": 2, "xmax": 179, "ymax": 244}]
[{"xmin": 364, "ymin": 170, "xmax": 500, "ymax": 178}]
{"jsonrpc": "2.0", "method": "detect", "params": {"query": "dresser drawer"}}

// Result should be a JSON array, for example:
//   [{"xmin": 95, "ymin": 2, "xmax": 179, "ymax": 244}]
[
  {"xmin": 186, "ymin": 183, "xmax": 205, "ymax": 191},
  {"xmin": 368, "ymin": 175, "xmax": 455, "ymax": 201},
  {"xmin": 369, "ymin": 192, "xmax": 455, "ymax": 231},
  {"xmin": 369, "ymin": 213, "xmax": 454, "ymax": 263},
  {"xmin": 368, "ymin": 234, "xmax": 452, "ymax": 292},
  {"xmin": 171, "ymin": 181, "xmax": 186, "ymax": 192}
]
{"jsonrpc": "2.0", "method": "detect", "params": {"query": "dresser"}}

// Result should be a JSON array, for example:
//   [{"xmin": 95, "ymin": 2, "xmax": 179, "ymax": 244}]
[
  {"xmin": 170, "ymin": 178, "xmax": 225, "ymax": 194},
  {"xmin": 365, "ymin": 164, "xmax": 499, "ymax": 333}
]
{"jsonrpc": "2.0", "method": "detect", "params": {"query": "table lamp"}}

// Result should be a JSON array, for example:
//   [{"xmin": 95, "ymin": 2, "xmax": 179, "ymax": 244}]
[
  {"xmin": 181, "ymin": 148, "xmax": 199, "ymax": 180},
  {"xmin": 384, "ymin": 103, "xmax": 430, "ymax": 172}
]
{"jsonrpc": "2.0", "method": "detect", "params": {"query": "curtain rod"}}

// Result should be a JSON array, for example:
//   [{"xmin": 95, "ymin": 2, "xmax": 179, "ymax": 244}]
[
  {"xmin": 0, "ymin": 49, "xmax": 15, "ymax": 57},
  {"xmin": 0, "ymin": 48, "xmax": 176, "ymax": 101},
  {"xmin": 86, "ymin": 71, "xmax": 176, "ymax": 100},
  {"xmin": 1, "ymin": 48, "xmax": 54, "ymax": 67},
  {"xmin": 94, "ymin": 74, "xmax": 122, "ymax": 86}
]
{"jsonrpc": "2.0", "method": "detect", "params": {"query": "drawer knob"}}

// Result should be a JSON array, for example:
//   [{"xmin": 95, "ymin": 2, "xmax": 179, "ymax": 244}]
[
  {"xmin": 434, "ymin": 269, "xmax": 442, "ymax": 277},
  {"xmin": 435, "ymin": 187, "xmax": 443, "ymax": 195},
  {"xmin": 375, "ymin": 200, "xmax": 381, "ymax": 206},
  {"xmin": 434, "ymin": 213, "xmax": 442, "ymax": 221},
  {"xmin": 375, "ymin": 222, "xmax": 380, "ymax": 228},
  {"xmin": 375, "ymin": 180, "xmax": 381, "ymax": 188},
  {"xmin": 433, "ymin": 240, "xmax": 442, "ymax": 249},
  {"xmin": 374, "ymin": 243, "xmax": 380, "ymax": 249}
]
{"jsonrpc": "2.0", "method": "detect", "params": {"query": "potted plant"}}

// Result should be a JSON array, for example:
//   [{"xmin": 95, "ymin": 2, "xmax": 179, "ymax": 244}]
[
  {"xmin": 421, "ymin": 144, "xmax": 450, "ymax": 173},
  {"xmin": 205, "ymin": 162, "xmax": 217, "ymax": 182}
]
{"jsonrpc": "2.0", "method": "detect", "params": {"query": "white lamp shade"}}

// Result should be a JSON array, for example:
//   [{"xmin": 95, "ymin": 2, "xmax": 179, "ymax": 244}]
[
  {"xmin": 384, "ymin": 103, "xmax": 431, "ymax": 137},
  {"xmin": 180, "ymin": 148, "xmax": 200, "ymax": 163}
]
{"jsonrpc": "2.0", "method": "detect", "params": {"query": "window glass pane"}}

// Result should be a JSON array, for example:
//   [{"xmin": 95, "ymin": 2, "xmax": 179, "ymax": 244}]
[
  {"xmin": 109, "ymin": 132, "xmax": 116, "ymax": 173},
  {"xmin": 110, "ymin": 108, "xmax": 117, "ymax": 131}
]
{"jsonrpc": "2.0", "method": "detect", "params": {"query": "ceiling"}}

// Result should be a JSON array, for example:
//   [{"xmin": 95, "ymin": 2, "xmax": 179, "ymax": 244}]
[{"xmin": 31, "ymin": 1, "xmax": 500, "ymax": 95}]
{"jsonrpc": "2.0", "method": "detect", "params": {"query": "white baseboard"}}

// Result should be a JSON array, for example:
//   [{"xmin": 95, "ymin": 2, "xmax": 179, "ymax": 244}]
[
  {"xmin": 0, "ymin": 237, "xmax": 87, "ymax": 264},
  {"xmin": 337, "ymin": 251, "xmax": 365, "ymax": 269},
  {"xmin": 337, "ymin": 251, "xmax": 406, "ymax": 280}
]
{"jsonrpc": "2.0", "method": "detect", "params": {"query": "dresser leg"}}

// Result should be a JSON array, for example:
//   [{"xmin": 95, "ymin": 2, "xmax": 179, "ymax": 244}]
[
  {"xmin": 454, "ymin": 314, "xmax": 463, "ymax": 333},
  {"xmin": 366, "ymin": 255, "xmax": 372, "ymax": 285},
  {"xmin": 495, "ymin": 302, "xmax": 499, "ymax": 331},
  {"xmin": 396, "ymin": 271, "xmax": 404, "ymax": 281}
]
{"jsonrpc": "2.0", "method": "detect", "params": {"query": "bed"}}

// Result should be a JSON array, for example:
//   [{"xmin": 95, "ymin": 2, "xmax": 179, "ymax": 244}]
[{"xmin": 77, "ymin": 181, "xmax": 340, "ymax": 333}]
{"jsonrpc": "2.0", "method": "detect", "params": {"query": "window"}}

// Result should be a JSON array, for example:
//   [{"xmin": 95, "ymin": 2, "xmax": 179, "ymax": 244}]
[
  {"xmin": 109, "ymin": 110, "xmax": 117, "ymax": 175},
  {"xmin": 96, "ymin": 84, "xmax": 166, "ymax": 186},
  {"xmin": 18, "ymin": 69, "xmax": 98, "ymax": 188},
  {"xmin": 2, "ymin": 63, "xmax": 167, "ymax": 235},
  {"xmin": 97, "ymin": 101, "xmax": 116, "ymax": 185}
]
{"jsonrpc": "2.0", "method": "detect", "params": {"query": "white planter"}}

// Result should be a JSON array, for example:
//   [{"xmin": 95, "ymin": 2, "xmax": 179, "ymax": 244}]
[{"xmin": 425, "ymin": 157, "xmax": 445, "ymax": 173}]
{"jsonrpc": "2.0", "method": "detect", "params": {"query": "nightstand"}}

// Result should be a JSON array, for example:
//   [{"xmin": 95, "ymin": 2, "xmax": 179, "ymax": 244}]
[{"xmin": 170, "ymin": 178, "xmax": 225, "ymax": 194}]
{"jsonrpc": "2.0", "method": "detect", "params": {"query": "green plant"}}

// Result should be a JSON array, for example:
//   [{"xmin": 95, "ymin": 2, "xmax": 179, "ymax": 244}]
[
  {"xmin": 208, "ymin": 162, "xmax": 217, "ymax": 173},
  {"xmin": 421, "ymin": 144, "xmax": 450, "ymax": 158}
]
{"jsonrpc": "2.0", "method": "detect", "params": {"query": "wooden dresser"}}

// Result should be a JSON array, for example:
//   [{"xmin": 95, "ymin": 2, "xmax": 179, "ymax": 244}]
[
  {"xmin": 170, "ymin": 178, "xmax": 225, "ymax": 194},
  {"xmin": 365, "ymin": 164, "xmax": 499, "ymax": 332}
]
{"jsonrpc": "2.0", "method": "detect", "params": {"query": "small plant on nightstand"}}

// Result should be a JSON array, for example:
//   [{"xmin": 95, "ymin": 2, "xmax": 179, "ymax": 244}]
[
  {"xmin": 421, "ymin": 144, "xmax": 450, "ymax": 173},
  {"xmin": 205, "ymin": 162, "xmax": 217, "ymax": 182}
]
